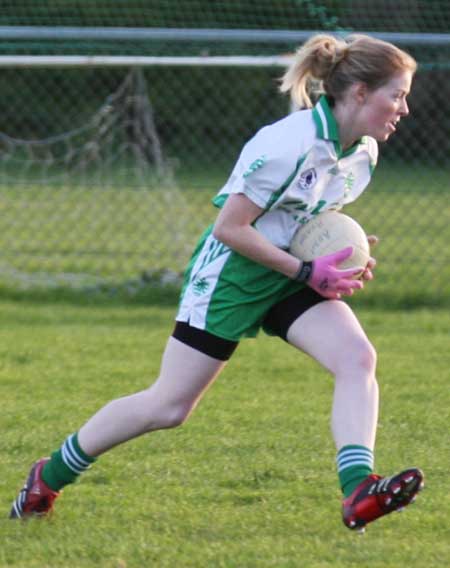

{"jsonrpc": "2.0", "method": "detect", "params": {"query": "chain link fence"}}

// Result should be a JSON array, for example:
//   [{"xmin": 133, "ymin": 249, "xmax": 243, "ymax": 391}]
[
  {"xmin": 0, "ymin": 3, "xmax": 449, "ymax": 305},
  {"xmin": 2, "ymin": 1, "xmax": 449, "ymax": 37}
]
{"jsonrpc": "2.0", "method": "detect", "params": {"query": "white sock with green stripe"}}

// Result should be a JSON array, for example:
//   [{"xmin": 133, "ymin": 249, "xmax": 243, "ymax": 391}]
[{"xmin": 337, "ymin": 445, "xmax": 374, "ymax": 498}]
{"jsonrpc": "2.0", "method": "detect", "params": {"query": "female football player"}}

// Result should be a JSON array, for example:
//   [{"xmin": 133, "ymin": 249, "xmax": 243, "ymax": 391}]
[{"xmin": 11, "ymin": 33, "xmax": 423, "ymax": 532}]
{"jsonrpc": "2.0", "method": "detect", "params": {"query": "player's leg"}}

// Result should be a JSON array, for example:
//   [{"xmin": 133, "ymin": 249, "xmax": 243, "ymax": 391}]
[
  {"xmin": 10, "ymin": 326, "xmax": 236, "ymax": 519},
  {"xmin": 283, "ymin": 298, "xmax": 423, "ymax": 530},
  {"xmin": 286, "ymin": 299, "xmax": 379, "ymax": 451},
  {"xmin": 77, "ymin": 335, "xmax": 228, "ymax": 456}
]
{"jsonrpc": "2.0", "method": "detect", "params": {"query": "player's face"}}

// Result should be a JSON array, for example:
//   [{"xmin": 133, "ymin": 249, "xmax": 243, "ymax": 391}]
[{"xmin": 361, "ymin": 71, "xmax": 413, "ymax": 142}]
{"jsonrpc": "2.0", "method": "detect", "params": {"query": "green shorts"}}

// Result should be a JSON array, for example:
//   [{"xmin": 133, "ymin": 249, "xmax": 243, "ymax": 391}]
[{"xmin": 176, "ymin": 225, "xmax": 305, "ymax": 342}]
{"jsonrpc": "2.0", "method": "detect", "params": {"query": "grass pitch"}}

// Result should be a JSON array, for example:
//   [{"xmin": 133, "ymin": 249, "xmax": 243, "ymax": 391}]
[{"xmin": 1, "ymin": 299, "xmax": 449, "ymax": 567}]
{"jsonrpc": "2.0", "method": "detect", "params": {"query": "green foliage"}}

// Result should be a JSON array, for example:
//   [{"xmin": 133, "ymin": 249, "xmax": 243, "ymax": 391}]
[
  {"xmin": 0, "ymin": 0, "xmax": 333, "ymax": 29},
  {"xmin": 1, "ymin": 301, "xmax": 449, "ymax": 566},
  {"xmin": 1, "ymin": 1, "xmax": 449, "ymax": 32}
]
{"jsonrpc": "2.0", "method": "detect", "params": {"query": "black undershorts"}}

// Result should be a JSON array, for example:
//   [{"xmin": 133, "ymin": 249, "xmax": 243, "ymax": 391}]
[{"xmin": 172, "ymin": 287, "xmax": 327, "ymax": 361}]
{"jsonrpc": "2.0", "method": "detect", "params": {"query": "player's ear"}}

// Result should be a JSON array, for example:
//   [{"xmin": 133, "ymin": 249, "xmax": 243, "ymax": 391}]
[{"xmin": 353, "ymin": 82, "xmax": 369, "ymax": 104}]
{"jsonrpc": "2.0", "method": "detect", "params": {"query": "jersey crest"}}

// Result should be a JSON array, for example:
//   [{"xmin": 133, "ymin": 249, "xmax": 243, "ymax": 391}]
[{"xmin": 297, "ymin": 168, "xmax": 317, "ymax": 191}]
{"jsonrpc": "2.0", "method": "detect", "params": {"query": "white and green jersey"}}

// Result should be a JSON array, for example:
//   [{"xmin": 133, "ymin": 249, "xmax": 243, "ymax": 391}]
[
  {"xmin": 213, "ymin": 95, "xmax": 378, "ymax": 249},
  {"xmin": 176, "ymin": 96, "xmax": 378, "ymax": 341}
]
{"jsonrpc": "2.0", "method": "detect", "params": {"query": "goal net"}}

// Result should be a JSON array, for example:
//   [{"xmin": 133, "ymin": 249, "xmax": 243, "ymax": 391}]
[{"xmin": 0, "ymin": 68, "xmax": 195, "ymax": 293}]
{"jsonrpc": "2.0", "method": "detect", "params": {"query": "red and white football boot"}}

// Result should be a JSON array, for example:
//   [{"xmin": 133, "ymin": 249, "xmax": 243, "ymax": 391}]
[
  {"xmin": 10, "ymin": 458, "xmax": 60, "ymax": 519},
  {"xmin": 342, "ymin": 468, "xmax": 424, "ymax": 532}
]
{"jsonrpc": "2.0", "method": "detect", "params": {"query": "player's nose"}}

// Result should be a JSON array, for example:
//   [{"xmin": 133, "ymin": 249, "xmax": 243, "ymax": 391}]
[{"xmin": 399, "ymin": 99, "xmax": 409, "ymax": 117}]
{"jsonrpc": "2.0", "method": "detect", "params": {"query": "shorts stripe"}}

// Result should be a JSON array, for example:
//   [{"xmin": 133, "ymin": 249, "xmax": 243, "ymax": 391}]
[{"xmin": 177, "ymin": 230, "xmax": 232, "ymax": 331}]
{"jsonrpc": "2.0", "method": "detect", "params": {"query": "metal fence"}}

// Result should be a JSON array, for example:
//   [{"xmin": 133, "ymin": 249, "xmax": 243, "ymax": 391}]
[{"xmin": 0, "ymin": 31, "xmax": 449, "ymax": 305}]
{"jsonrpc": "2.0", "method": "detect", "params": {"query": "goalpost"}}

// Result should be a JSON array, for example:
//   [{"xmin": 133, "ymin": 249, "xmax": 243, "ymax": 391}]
[{"xmin": 0, "ymin": 55, "xmax": 292, "ymax": 68}]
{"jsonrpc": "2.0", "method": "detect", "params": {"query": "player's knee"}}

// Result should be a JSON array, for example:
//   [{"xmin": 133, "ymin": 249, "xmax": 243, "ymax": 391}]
[
  {"xmin": 356, "ymin": 338, "xmax": 377, "ymax": 375},
  {"xmin": 336, "ymin": 336, "xmax": 377, "ymax": 376},
  {"xmin": 156, "ymin": 402, "xmax": 194, "ymax": 429}
]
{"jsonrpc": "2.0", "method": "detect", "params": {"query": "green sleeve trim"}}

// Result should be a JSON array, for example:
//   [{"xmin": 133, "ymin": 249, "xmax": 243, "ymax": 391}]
[{"xmin": 212, "ymin": 194, "xmax": 228, "ymax": 209}]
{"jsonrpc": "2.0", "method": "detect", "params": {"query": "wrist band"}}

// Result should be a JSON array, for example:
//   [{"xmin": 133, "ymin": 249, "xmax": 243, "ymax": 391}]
[{"xmin": 294, "ymin": 260, "xmax": 313, "ymax": 283}]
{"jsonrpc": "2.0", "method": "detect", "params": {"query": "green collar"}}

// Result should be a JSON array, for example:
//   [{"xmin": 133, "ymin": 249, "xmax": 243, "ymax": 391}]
[
  {"xmin": 312, "ymin": 95, "xmax": 340, "ymax": 142},
  {"xmin": 312, "ymin": 95, "xmax": 362, "ymax": 158}
]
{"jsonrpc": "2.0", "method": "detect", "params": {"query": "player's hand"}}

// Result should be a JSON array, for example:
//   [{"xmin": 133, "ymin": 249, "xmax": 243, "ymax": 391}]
[
  {"xmin": 307, "ymin": 247, "xmax": 364, "ymax": 300},
  {"xmin": 361, "ymin": 235, "xmax": 379, "ymax": 281}
]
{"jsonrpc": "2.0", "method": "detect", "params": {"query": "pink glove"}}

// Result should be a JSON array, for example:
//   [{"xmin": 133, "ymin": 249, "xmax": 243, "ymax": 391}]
[{"xmin": 295, "ymin": 247, "xmax": 364, "ymax": 300}]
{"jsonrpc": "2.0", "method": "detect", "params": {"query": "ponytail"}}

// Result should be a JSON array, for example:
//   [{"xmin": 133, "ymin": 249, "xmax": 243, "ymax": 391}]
[
  {"xmin": 280, "ymin": 34, "xmax": 348, "ymax": 108},
  {"xmin": 280, "ymin": 33, "xmax": 417, "ymax": 108}
]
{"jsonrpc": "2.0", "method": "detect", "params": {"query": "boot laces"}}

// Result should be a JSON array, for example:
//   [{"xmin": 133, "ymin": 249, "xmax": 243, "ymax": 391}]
[{"xmin": 369, "ymin": 475, "xmax": 393, "ymax": 495}]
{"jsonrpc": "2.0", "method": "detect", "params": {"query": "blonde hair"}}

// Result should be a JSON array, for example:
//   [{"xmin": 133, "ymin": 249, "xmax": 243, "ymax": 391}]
[{"xmin": 280, "ymin": 34, "xmax": 417, "ymax": 108}]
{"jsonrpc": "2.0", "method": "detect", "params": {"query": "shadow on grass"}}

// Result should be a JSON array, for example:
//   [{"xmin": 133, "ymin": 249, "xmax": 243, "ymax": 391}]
[
  {"xmin": 0, "ymin": 283, "xmax": 180, "ymax": 307},
  {"xmin": 0, "ymin": 284, "xmax": 448, "ymax": 311}
]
